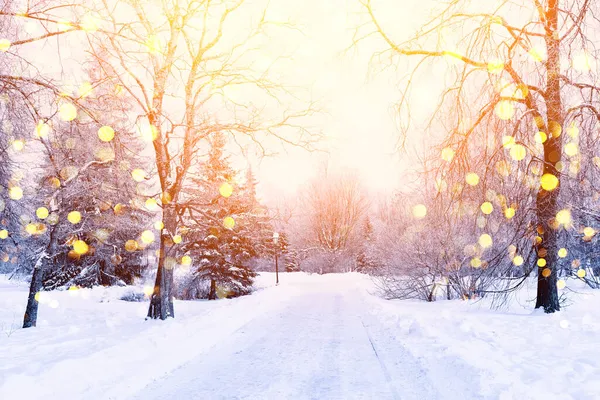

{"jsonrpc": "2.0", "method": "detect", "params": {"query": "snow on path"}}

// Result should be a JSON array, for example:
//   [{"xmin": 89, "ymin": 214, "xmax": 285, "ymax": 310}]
[
  {"xmin": 5, "ymin": 273, "xmax": 597, "ymax": 399},
  {"xmin": 0, "ymin": 276, "xmax": 308, "ymax": 400},
  {"xmin": 131, "ymin": 281, "xmax": 444, "ymax": 400}
]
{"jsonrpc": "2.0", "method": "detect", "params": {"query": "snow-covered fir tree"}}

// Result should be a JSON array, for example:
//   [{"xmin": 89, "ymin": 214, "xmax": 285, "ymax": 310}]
[
  {"xmin": 181, "ymin": 133, "xmax": 272, "ymax": 299},
  {"xmin": 28, "ymin": 67, "xmax": 152, "ymax": 290},
  {"xmin": 355, "ymin": 217, "xmax": 379, "ymax": 272},
  {"xmin": 0, "ymin": 98, "xmax": 29, "ymax": 274}
]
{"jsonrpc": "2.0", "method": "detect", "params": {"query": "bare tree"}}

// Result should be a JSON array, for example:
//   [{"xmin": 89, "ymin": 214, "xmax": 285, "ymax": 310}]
[
  {"xmin": 300, "ymin": 168, "xmax": 369, "ymax": 273},
  {"xmin": 88, "ymin": 0, "xmax": 319, "ymax": 319},
  {"xmin": 358, "ymin": 0, "xmax": 600, "ymax": 312}
]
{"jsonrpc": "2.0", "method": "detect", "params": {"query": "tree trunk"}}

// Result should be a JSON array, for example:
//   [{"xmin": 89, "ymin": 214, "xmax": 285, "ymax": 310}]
[
  {"xmin": 147, "ymin": 204, "xmax": 176, "ymax": 319},
  {"xmin": 22, "ymin": 253, "xmax": 48, "ymax": 328},
  {"xmin": 23, "ymin": 226, "xmax": 58, "ymax": 328},
  {"xmin": 427, "ymin": 283, "xmax": 436, "ymax": 302},
  {"xmin": 535, "ymin": 0, "xmax": 561, "ymax": 313},
  {"xmin": 208, "ymin": 279, "xmax": 217, "ymax": 300}
]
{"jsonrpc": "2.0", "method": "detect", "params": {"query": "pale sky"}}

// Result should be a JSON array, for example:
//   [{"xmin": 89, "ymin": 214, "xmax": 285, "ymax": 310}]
[
  {"xmin": 10, "ymin": 0, "xmax": 441, "ymax": 201},
  {"xmin": 252, "ymin": 0, "xmax": 438, "ymax": 201}
]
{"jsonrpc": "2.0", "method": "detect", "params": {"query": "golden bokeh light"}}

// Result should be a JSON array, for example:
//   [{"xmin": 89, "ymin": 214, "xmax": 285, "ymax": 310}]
[
  {"xmin": 564, "ymin": 143, "xmax": 578, "ymax": 157},
  {"xmin": 145, "ymin": 35, "xmax": 162, "ymax": 54},
  {"xmin": 487, "ymin": 60, "xmax": 504, "ymax": 74},
  {"xmin": 143, "ymin": 286, "xmax": 154, "ymax": 297},
  {"xmin": 412, "ymin": 204, "xmax": 427, "ymax": 219},
  {"xmin": 557, "ymin": 279, "xmax": 566, "ymax": 289},
  {"xmin": 495, "ymin": 100, "xmax": 515, "ymax": 120},
  {"xmin": 113, "ymin": 203, "xmax": 124, "ymax": 215},
  {"xmin": 540, "ymin": 174, "xmax": 558, "ymax": 191},
  {"xmin": 73, "ymin": 240, "xmax": 89, "ymax": 255},
  {"xmin": 502, "ymin": 136, "xmax": 515, "ymax": 149},
  {"xmin": 558, "ymin": 248, "xmax": 568, "ymax": 258},
  {"xmin": 566, "ymin": 124, "xmax": 579, "ymax": 138},
  {"xmin": 125, "ymin": 239, "xmax": 139, "ymax": 252},
  {"xmin": 478, "ymin": 234, "xmax": 492, "ymax": 249},
  {"xmin": 537, "ymin": 258, "xmax": 547, "ymax": 267},
  {"xmin": 95, "ymin": 147, "xmax": 115, "ymax": 162},
  {"xmin": 9, "ymin": 186, "xmax": 23, "ymax": 200},
  {"xmin": 137, "ymin": 123, "xmax": 159, "ymax": 142},
  {"xmin": 512, "ymin": 255, "xmax": 524, "ymax": 266},
  {"xmin": 98, "ymin": 126, "xmax": 115, "ymax": 142},
  {"xmin": 528, "ymin": 46, "xmax": 547, "ymax": 62},
  {"xmin": 555, "ymin": 209, "xmax": 571, "ymax": 226},
  {"xmin": 465, "ymin": 172, "xmax": 480, "ymax": 186},
  {"xmin": 219, "ymin": 183, "xmax": 234, "ymax": 198},
  {"xmin": 36, "ymin": 207, "xmax": 49, "ymax": 219},
  {"xmin": 181, "ymin": 255, "xmax": 192, "ymax": 266},
  {"xmin": 35, "ymin": 121, "xmax": 50, "ymax": 138},
  {"xmin": 504, "ymin": 207, "xmax": 515, "ymax": 219},
  {"xmin": 576, "ymin": 269, "xmax": 586, "ymax": 278},
  {"xmin": 0, "ymin": 229, "xmax": 8, "ymax": 239},
  {"xmin": 154, "ymin": 220, "xmax": 164, "ymax": 230},
  {"xmin": 542, "ymin": 268, "xmax": 551, "ymax": 278},
  {"xmin": 131, "ymin": 169, "xmax": 146, "ymax": 182},
  {"xmin": 509, "ymin": 144, "xmax": 526, "ymax": 161},
  {"xmin": 441, "ymin": 147, "xmax": 454, "ymax": 162},
  {"xmin": 0, "ymin": 38, "xmax": 11, "ymax": 52},
  {"xmin": 145, "ymin": 198, "xmax": 159, "ymax": 211},
  {"xmin": 223, "ymin": 216, "xmax": 235, "ymax": 229},
  {"xmin": 480, "ymin": 202, "xmax": 493, "ymax": 215},
  {"xmin": 173, "ymin": 234, "xmax": 182, "ymax": 244},
  {"xmin": 59, "ymin": 103, "xmax": 78, "ymax": 121},
  {"xmin": 67, "ymin": 211, "xmax": 82, "ymax": 224},
  {"xmin": 535, "ymin": 131, "xmax": 547, "ymax": 144},
  {"xmin": 140, "ymin": 230, "xmax": 155, "ymax": 244},
  {"xmin": 12, "ymin": 139, "xmax": 24, "ymax": 151},
  {"xmin": 25, "ymin": 223, "xmax": 38, "ymax": 235},
  {"xmin": 548, "ymin": 121, "xmax": 562, "ymax": 137},
  {"xmin": 470, "ymin": 257, "xmax": 482, "ymax": 268},
  {"xmin": 80, "ymin": 14, "xmax": 99, "ymax": 33},
  {"xmin": 79, "ymin": 81, "xmax": 93, "ymax": 98}
]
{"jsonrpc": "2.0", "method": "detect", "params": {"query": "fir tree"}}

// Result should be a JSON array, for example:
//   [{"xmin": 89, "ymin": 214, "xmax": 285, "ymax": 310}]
[
  {"xmin": 355, "ymin": 217, "xmax": 378, "ymax": 272},
  {"xmin": 182, "ymin": 133, "xmax": 271, "ymax": 299},
  {"xmin": 0, "ymin": 100, "xmax": 27, "ymax": 274}
]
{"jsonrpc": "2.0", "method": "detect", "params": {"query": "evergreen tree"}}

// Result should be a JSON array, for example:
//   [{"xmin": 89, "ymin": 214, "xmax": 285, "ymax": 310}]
[
  {"xmin": 241, "ymin": 166, "xmax": 274, "ymax": 266},
  {"xmin": 355, "ymin": 217, "xmax": 379, "ymax": 272},
  {"xmin": 39, "ymin": 64, "xmax": 152, "ymax": 289},
  {"xmin": 0, "ymin": 99, "xmax": 28, "ymax": 274},
  {"xmin": 182, "ymin": 133, "xmax": 272, "ymax": 299},
  {"xmin": 278, "ymin": 232, "xmax": 300, "ymax": 272}
]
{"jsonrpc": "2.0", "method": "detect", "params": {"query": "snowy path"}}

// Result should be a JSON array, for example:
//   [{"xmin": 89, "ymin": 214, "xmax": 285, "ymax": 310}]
[
  {"xmin": 6, "ymin": 272, "xmax": 596, "ymax": 399},
  {"xmin": 132, "ymin": 283, "xmax": 442, "ymax": 400}
]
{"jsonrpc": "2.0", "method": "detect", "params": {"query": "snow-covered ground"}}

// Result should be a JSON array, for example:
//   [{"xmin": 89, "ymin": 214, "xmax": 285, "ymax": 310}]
[{"xmin": 1, "ymin": 273, "xmax": 599, "ymax": 400}]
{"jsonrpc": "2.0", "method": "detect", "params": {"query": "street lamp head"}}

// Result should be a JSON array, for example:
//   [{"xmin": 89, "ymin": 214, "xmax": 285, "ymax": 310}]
[{"xmin": 273, "ymin": 231, "xmax": 279, "ymax": 243}]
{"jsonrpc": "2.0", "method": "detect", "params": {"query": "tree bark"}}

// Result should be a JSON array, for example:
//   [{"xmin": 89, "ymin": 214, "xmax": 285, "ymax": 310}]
[
  {"xmin": 23, "ymin": 225, "xmax": 58, "ymax": 328},
  {"xmin": 535, "ymin": 0, "xmax": 561, "ymax": 313},
  {"xmin": 208, "ymin": 279, "xmax": 217, "ymax": 300},
  {"xmin": 147, "ymin": 204, "xmax": 176, "ymax": 319},
  {"xmin": 22, "ymin": 254, "xmax": 47, "ymax": 328}
]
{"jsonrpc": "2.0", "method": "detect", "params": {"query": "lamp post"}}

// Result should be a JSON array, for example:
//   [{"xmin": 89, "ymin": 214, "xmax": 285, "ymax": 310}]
[{"xmin": 273, "ymin": 232, "xmax": 279, "ymax": 285}]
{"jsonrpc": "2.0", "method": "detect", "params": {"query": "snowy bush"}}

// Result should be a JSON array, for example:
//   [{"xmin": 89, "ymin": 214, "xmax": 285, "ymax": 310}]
[
  {"xmin": 174, "ymin": 272, "xmax": 212, "ymax": 300},
  {"xmin": 119, "ymin": 289, "xmax": 146, "ymax": 302}
]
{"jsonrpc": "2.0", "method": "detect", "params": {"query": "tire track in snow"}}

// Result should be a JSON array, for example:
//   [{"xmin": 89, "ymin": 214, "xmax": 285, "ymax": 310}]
[{"xmin": 359, "ymin": 317, "xmax": 401, "ymax": 400}]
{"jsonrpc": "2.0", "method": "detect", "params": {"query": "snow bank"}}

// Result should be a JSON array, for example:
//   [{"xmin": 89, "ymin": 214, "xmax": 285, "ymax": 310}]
[
  {"xmin": 364, "ymin": 279, "xmax": 600, "ymax": 399},
  {"xmin": 0, "ymin": 273, "xmax": 309, "ymax": 400}
]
